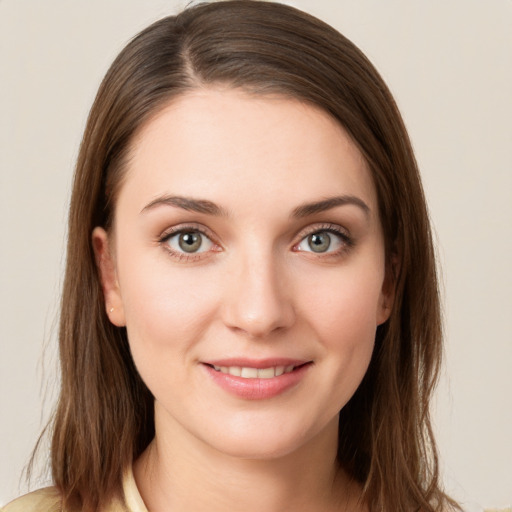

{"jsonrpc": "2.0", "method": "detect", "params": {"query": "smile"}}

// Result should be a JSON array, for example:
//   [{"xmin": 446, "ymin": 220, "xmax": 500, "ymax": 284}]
[
  {"xmin": 203, "ymin": 360, "xmax": 312, "ymax": 400},
  {"xmin": 211, "ymin": 365, "xmax": 296, "ymax": 378}
]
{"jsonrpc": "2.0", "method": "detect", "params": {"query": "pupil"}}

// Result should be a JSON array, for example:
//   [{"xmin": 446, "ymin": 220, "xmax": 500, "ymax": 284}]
[
  {"xmin": 179, "ymin": 232, "xmax": 201, "ymax": 252},
  {"xmin": 309, "ymin": 232, "xmax": 330, "ymax": 253}
]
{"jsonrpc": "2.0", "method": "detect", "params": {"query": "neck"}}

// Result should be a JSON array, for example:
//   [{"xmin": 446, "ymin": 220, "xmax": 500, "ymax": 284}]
[{"xmin": 133, "ymin": 406, "xmax": 365, "ymax": 512}]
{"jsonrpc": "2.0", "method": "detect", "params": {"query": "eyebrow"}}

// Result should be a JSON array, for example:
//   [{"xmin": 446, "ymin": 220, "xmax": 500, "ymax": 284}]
[
  {"xmin": 291, "ymin": 195, "xmax": 370, "ymax": 218},
  {"xmin": 141, "ymin": 195, "xmax": 228, "ymax": 216},
  {"xmin": 140, "ymin": 194, "xmax": 370, "ymax": 218}
]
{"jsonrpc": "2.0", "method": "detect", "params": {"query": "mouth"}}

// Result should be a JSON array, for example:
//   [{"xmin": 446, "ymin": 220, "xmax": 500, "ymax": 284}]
[
  {"xmin": 206, "ymin": 363, "xmax": 308, "ymax": 379},
  {"xmin": 202, "ymin": 360, "xmax": 312, "ymax": 399},
  {"xmin": 202, "ymin": 357, "xmax": 314, "ymax": 400}
]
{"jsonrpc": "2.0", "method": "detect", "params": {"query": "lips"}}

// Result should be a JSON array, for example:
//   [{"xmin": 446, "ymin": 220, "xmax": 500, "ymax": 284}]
[
  {"xmin": 202, "ymin": 359, "xmax": 312, "ymax": 400},
  {"xmin": 210, "ymin": 364, "xmax": 296, "ymax": 378}
]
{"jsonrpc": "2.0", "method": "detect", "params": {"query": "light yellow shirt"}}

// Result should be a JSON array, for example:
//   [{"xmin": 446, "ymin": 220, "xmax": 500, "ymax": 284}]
[
  {"xmin": 1, "ymin": 467, "xmax": 147, "ymax": 512},
  {"xmin": 2, "ymin": 469, "xmax": 510, "ymax": 512}
]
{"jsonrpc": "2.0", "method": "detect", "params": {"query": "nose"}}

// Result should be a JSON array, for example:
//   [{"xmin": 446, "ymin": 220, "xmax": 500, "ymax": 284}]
[{"xmin": 221, "ymin": 250, "xmax": 296, "ymax": 339}]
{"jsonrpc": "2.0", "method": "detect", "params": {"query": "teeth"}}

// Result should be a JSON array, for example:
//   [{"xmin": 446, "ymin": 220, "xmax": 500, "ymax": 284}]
[
  {"xmin": 257, "ymin": 367, "xmax": 275, "ymax": 379},
  {"xmin": 241, "ymin": 367, "xmax": 258, "ymax": 378},
  {"xmin": 211, "ymin": 365, "xmax": 296, "ymax": 378},
  {"xmin": 228, "ymin": 366, "xmax": 241, "ymax": 377}
]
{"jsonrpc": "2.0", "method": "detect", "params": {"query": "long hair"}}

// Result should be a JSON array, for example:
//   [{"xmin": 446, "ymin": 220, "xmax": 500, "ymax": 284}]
[{"xmin": 45, "ymin": 2, "xmax": 457, "ymax": 510}]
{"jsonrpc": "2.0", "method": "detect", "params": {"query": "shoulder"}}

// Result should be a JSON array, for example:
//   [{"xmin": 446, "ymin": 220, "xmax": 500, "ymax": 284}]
[
  {"xmin": 1, "ymin": 488, "xmax": 131, "ymax": 512},
  {"xmin": 2, "ymin": 467, "xmax": 143, "ymax": 512},
  {"xmin": 2, "ymin": 487, "xmax": 61, "ymax": 512}
]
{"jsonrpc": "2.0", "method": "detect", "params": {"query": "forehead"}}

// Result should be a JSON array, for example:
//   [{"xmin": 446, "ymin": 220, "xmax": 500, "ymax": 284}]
[{"xmin": 118, "ymin": 88, "xmax": 377, "ymax": 217}]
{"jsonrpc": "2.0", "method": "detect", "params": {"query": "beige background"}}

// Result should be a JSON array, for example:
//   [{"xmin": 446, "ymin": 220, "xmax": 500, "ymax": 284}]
[{"xmin": 1, "ymin": 0, "xmax": 511, "ymax": 508}]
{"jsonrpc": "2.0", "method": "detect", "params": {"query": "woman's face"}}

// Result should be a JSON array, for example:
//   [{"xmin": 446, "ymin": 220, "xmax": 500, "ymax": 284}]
[{"xmin": 94, "ymin": 88, "xmax": 392, "ymax": 460}]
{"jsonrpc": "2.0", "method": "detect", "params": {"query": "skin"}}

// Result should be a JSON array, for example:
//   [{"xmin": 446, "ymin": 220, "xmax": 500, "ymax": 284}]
[{"xmin": 93, "ymin": 88, "xmax": 393, "ymax": 512}]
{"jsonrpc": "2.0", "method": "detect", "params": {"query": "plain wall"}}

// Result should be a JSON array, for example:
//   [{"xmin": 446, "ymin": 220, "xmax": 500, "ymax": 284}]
[{"xmin": 1, "ymin": 0, "xmax": 511, "ymax": 508}]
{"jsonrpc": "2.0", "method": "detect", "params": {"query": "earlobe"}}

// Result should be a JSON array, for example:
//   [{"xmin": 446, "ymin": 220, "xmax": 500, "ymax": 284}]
[
  {"xmin": 376, "ymin": 295, "xmax": 393, "ymax": 326},
  {"xmin": 92, "ymin": 227, "xmax": 126, "ymax": 327},
  {"xmin": 377, "ymin": 252, "xmax": 399, "ymax": 326}
]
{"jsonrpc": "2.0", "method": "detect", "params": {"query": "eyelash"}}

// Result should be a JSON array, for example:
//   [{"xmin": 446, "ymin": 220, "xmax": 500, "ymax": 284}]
[
  {"xmin": 158, "ymin": 224, "xmax": 220, "ymax": 262},
  {"xmin": 158, "ymin": 222, "xmax": 353, "ymax": 262},
  {"xmin": 293, "ymin": 223, "xmax": 354, "ymax": 258}
]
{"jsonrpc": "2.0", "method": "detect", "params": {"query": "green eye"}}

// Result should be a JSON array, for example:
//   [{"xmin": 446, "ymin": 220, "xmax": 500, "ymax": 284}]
[
  {"xmin": 296, "ymin": 228, "xmax": 348, "ymax": 255},
  {"xmin": 164, "ymin": 230, "xmax": 214, "ymax": 254},
  {"xmin": 307, "ymin": 232, "xmax": 331, "ymax": 253},
  {"xmin": 178, "ymin": 232, "xmax": 203, "ymax": 252}
]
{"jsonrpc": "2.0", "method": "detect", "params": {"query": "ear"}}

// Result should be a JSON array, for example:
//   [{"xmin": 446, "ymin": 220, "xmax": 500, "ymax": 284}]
[
  {"xmin": 376, "ymin": 252, "xmax": 399, "ymax": 326},
  {"xmin": 92, "ymin": 227, "xmax": 126, "ymax": 327}
]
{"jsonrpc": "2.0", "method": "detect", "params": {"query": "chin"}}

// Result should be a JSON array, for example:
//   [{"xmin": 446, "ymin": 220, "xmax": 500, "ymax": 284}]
[
  {"xmin": 195, "ymin": 413, "xmax": 338, "ymax": 462},
  {"xmin": 207, "ymin": 433, "xmax": 310, "ymax": 461}
]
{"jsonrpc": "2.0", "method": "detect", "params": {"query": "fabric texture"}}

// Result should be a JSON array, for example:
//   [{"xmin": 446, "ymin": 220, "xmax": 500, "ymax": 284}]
[
  {"xmin": 2, "ymin": 487, "xmax": 61, "ymax": 512},
  {"xmin": 1, "ymin": 467, "xmax": 147, "ymax": 512},
  {"xmin": 2, "ymin": 470, "xmax": 509, "ymax": 512}
]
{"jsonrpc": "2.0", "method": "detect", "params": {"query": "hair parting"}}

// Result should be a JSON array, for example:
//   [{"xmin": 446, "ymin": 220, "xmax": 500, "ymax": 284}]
[{"xmin": 30, "ymin": 2, "xmax": 459, "ymax": 511}]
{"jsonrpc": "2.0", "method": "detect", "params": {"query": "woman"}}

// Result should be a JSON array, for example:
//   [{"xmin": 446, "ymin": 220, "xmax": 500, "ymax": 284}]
[{"xmin": 4, "ymin": 1, "xmax": 460, "ymax": 511}]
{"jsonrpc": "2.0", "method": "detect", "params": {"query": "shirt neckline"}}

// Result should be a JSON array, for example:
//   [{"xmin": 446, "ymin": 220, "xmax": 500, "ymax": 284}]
[{"xmin": 122, "ymin": 466, "xmax": 149, "ymax": 512}]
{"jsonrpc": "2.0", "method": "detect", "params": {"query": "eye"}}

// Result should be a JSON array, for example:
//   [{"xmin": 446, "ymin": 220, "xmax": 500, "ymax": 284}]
[
  {"xmin": 163, "ymin": 229, "xmax": 214, "ymax": 254},
  {"xmin": 295, "ymin": 228, "xmax": 350, "ymax": 254}
]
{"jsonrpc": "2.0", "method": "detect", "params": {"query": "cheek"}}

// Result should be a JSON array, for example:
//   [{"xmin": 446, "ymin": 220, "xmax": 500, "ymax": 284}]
[
  {"xmin": 300, "ymin": 262, "xmax": 384, "ymax": 342},
  {"xmin": 115, "ymin": 248, "xmax": 220, "ymax": 367},
  {"xmin": 297, "ymin": 263, "xmax": 384, "ymax": 398},
  {"xmin": 316, "ymin": 285, "xmax": 377, "ymax": 381}
]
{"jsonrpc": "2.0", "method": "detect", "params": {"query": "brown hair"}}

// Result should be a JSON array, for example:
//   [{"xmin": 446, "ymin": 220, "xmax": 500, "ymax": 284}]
[{"xmin": 43, "ymin": 1, "xmax": 458, "ymax": 511}]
